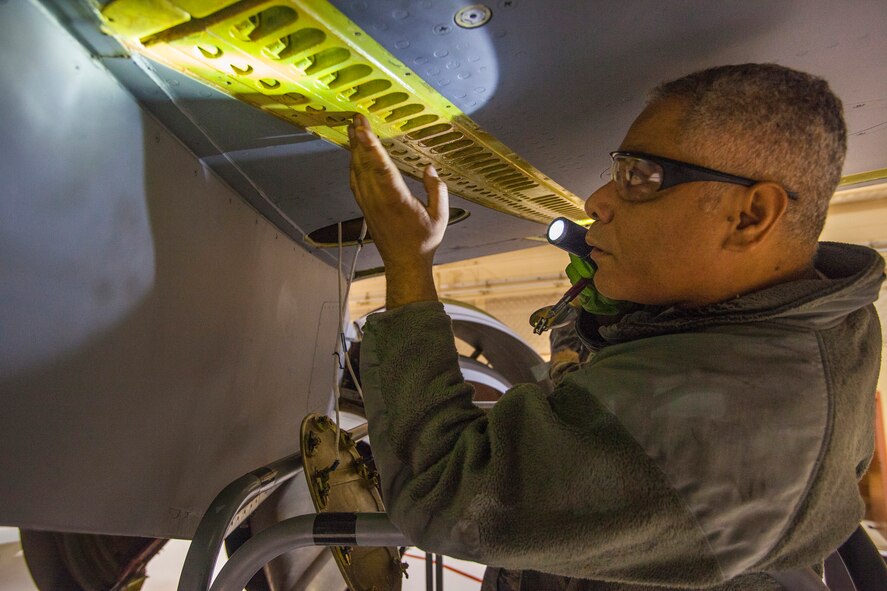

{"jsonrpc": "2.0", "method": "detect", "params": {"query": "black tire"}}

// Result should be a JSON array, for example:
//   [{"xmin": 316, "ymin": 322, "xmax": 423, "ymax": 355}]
[{"xmin": 20, "ymin": 529, "xmax": 163, "ymax": 591}]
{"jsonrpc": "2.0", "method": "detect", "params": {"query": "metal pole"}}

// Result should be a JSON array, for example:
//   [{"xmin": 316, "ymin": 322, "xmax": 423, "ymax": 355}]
[
  {"xmin": 177, "ymin": 451, "xmax": 304, "ymax": 591},
  {"xmin": 426, "ymin": 552, "xmax": 434, "ymax": 590},
  {"xmin": 178, "ymin": 423, "xmax": 367, "ymax": 591},
  {"xmin": 208, "ymin": 513, "xmax": 410, "ymax": 591},
  {"xmin": 349, "ymin": 422, "xmax": 369, "ymax": 441},
  {"xmin": 436, "ymin": 553, "xmax": 444, "ymax": 591}
]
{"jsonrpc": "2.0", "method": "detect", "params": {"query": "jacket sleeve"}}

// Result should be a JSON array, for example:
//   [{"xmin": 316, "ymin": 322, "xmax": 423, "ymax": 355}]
[{"xmin": 359, "ymin": 301, "xmax": 724, "ymax": 586}]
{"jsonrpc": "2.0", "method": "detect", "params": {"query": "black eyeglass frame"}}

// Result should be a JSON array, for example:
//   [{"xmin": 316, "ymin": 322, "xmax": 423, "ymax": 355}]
[{"xmin": 610, "ymin": 151, "xmax": 799, "ymax": 200}]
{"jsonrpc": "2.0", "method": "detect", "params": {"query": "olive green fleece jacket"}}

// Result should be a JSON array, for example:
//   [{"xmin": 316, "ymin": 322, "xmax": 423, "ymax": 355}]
[{"xmin": 359, "ymin": 242, "xmax": 884, "ymax": 590}]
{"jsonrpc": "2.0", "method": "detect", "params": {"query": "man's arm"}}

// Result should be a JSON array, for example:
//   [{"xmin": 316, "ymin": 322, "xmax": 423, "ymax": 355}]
[{"xmin": 358, "ymin": 300, "xmax": 724, "ymax": 586}]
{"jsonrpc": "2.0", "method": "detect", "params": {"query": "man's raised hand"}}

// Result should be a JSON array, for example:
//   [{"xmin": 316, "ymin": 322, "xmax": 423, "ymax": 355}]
[{"xmin": 348, "ymin": 113, "xmax": 448, "ymax": 307}]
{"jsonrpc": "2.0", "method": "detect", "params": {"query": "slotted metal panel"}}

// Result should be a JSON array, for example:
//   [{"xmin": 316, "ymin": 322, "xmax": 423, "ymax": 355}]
[{"xmin": 99, "ymin": 0, "xmax": 588, "ymax": 224}]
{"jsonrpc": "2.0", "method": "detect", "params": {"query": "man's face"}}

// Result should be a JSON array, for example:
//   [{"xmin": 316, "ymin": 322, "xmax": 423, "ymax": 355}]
[{"xmin": 584, "ymin": 100, "xmax": 738, "ymax": 307}]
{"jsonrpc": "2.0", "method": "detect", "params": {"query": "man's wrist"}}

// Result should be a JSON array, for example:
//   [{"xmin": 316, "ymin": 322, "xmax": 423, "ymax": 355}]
[{"xmin": 384, "ymin": 259, "xmax": 438, "ymax": 309}]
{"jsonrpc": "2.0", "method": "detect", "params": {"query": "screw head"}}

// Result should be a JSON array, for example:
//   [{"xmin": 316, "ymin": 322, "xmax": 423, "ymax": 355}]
[{"xmin": 455, "ymin": 4, "xmax": 493, "ymax": 28}]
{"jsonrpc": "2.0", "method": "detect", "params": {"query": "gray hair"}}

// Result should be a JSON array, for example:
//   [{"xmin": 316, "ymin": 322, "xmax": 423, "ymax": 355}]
[{"xmin": 649, "ymin": 63, "xmax": 847, "ymax": 244}]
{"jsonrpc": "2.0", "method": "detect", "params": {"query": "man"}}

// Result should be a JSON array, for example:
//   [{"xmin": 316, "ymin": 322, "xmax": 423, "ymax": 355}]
[{"xmin": 347, "ymin": 64, "xmax": 884, "ymax": 589}]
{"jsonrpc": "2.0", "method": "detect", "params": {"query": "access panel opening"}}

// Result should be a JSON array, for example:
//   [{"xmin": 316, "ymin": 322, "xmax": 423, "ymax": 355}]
[{"xmin": 306, "ymin": 208, "xmax": 470, "ymax": 247}]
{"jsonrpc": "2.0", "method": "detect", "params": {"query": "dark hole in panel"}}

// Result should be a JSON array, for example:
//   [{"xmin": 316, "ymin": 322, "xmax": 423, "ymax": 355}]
[
  {"xmin": 452, "ymin": 151, "xmax": 491, "ymax": 164},
  {"xmin": 399, "ymin": 114, "xmax": 439, "ymax": 131},
  {"xmin": 476, "ymin": 164, "xmax": 510, "ymax": 175},
  {"xmin": 489, "ymin": 171, "xmax": 523, "ymax": 181},
  {"xmin": 267, "ymin": 28, "xmax": 325, "ymax": 60},
  {"xmin": 432, "ymin": 139, "xmax": 473, "ymax": 153},
  {"xmin": 466, "ymin": 158, "xmax": 500, "ymax": 169},
  {"xmin": 328, "ymin": 64, "xmax": 373, "ymax": 89},
  {"xmin": 447, "ymin": 146, "xmax": 485, "ymax": 159},
  {"xmin": 407, "ymin": 123, "xmax": 453, "ymax": 140},
  {"xmin": 305, "ymin": 47, "xmax": 351, "ymax": 75},
  {"xmin": 367, "ymin": 92, "xmax": 409, "ymax": 112},
  {"xmin": 385, "ymin": 103, "xmax": 424, "ymax": 121},
  {"xmin": 239, "ymin": 6, "xmax": 298, "ymax": 41},
  {"xmin": 421, "ymin": 132, "xmax": 464, "ymax": 148},
  {"xmin": 350, "ymin": 79, "xmax": 393, "ymax": 101},
  {"xmin": 307, "ymin": 208, "xmax": 470, "ymax": 247}
]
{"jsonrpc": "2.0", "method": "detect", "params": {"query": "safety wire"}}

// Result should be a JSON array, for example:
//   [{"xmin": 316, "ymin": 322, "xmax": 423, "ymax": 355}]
[{"xmin": 332, "ymin": 220, "xmax": 368, "ymax": 462}]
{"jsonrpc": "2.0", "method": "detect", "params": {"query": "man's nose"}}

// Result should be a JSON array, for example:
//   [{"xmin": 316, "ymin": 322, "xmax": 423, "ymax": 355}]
[{"xmin": 585, "ymin": 182, "xmax": 616, "ymax": 223}]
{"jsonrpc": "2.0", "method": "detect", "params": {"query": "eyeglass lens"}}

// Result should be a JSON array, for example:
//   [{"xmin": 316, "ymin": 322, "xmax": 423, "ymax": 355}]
[{"xmin": 611, "ymin": 156, "xmax": 663, "ymax": 201}]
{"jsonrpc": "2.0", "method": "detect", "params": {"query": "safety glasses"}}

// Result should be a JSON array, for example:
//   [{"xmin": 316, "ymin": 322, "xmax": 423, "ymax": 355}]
[{"xmin": 606, "ymin": 151, "xmax": 798, "ymax": 202}]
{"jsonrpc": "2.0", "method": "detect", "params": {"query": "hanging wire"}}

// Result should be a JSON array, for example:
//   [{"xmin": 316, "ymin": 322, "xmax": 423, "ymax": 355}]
[
  {"xmin": 341, "ymin": 221, "xmax": 368, "ymax": 399},
  {"xmin": 333, "ymin": 222, "xmax": 345, "ymax": 462},
  {"xmin": 332, "ymin": 220, "xmax": 368, "ymax": 462}
]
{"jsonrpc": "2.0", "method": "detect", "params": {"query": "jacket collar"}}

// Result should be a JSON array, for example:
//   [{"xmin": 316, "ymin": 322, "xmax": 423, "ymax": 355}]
[{"xmin": 578, "ymin": 242, "xmax": 885, "ymax": 349}]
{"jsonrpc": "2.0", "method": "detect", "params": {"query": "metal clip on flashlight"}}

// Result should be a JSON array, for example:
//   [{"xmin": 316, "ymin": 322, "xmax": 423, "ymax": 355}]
[{"xmin": 531, "ymin": 218, "xmax": 594, "ymax": 334}]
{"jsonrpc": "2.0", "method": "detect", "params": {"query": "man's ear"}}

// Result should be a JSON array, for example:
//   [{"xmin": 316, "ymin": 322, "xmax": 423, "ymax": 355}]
[{"xmin": 723, "ymin": 182, "xmax": 789, "ymax": 251}]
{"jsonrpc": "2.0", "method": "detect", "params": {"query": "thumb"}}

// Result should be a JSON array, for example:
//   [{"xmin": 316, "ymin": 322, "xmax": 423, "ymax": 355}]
[{"xmin": 423, "ymin": 165, "xmax": 449, "ymax": 223}]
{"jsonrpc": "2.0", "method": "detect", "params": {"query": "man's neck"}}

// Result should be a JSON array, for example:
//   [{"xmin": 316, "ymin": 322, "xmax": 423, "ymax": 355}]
[{"xmin": 677, "ymin": 257, "xmax": 818, "ymax": 310}]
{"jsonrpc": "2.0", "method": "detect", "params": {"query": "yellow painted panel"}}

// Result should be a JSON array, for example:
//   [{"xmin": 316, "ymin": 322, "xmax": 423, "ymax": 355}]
[
  {"xmin": 174, "ymin": 0, "xmax": 243, "ymax": 18},
  {"xmin": 100, "ymin": 0, "xmax": 586, "ymax": 224},
  {"xmin": 101, "ymin": 0, "xmax": 191, "ymax": 38}
]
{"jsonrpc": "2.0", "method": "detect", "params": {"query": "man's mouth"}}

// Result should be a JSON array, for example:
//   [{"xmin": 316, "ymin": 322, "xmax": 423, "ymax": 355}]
[
  {"xmin": 589, "ymin": 248, "xmax": 610, "ymax": 264},
  {"xmin": 585, "ymin": 235, "xmax": 610, "ymax": 256}
]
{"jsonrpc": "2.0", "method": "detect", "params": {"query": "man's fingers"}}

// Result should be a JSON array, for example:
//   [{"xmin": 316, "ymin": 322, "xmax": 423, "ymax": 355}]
[
  {"xmin": 349, "ymin": 115, "xmax": 446, "ymax": 230},
  {"xmin": 353, "ymin": 114, "xmax": 387, "ymax": 163},
  {"xmin": 347, "ymin": 121, "xmax": 356, "ymax": 149},
  {"xmin": 348, "ymin": 120, "xmax": 377, "ymax": 204},
  {"xmin": 351, "ymin": 116, "xmax": 412, "ymax": 199},
  {"xmin": 353, "ymin": 115, "xmax": 392, "ymax": 171},
  {"xmin": 423, "ymin": 164, "xmax": 449, "ymax": 224},
  {"xmin": 348, "ymin": 126, "xmax": 366, "ymax": 203}
]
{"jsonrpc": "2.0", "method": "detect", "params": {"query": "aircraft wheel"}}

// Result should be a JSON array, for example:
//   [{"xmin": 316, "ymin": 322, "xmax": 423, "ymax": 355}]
[{"xmin": 20, "ymin": 529, "xmax": 164, "ymax": 591}]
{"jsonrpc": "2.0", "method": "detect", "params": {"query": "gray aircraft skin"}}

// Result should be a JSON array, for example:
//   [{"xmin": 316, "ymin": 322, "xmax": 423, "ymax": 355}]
[{"xmin": 2, "ymin": 0, "xmax": 886, "ymax": 587}]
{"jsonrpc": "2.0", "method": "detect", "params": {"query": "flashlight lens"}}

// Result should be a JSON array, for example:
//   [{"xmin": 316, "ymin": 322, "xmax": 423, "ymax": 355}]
[{"xmin": 548, "ymin": 219, "xmax": 565, "ymax": 242}]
